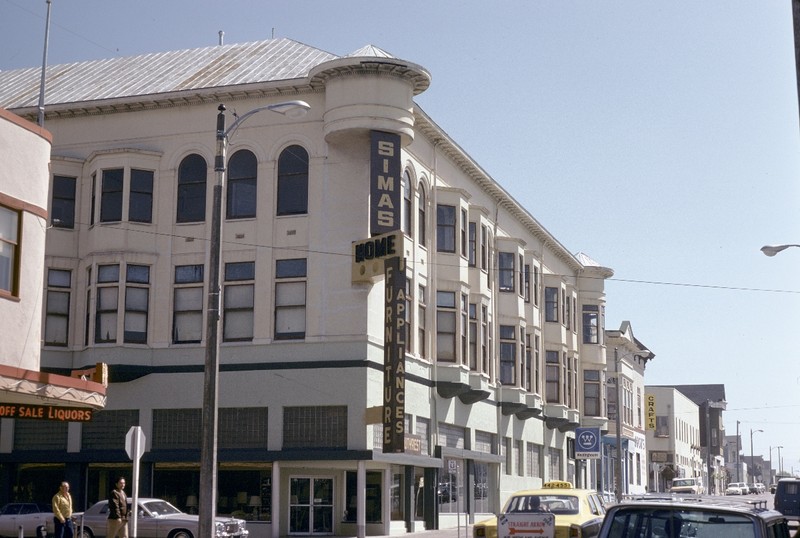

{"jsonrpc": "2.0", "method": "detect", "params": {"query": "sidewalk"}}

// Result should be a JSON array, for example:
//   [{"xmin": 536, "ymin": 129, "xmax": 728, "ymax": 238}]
[{"xmin": 377, "ymin": 525, "xmax": 473, "ymax": 538}]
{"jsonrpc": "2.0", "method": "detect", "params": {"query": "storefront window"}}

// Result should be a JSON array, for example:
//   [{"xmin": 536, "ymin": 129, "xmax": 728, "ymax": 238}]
[
  {"xmin": 438, "ymin": 459, "xmax": 463, "ymax": 513},
  {"xmin": 344, "ymin": 471, "xmax": 382, "ymax": 523},
  {"xmin": 474, "ymin": 462, "xmax": 489, "ymax": 513}
]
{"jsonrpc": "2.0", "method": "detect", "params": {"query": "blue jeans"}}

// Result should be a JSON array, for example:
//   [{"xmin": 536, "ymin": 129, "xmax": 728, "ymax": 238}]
[{"xmin": 54, "ymin": 518, "xmax": 73, "ymax": 538}]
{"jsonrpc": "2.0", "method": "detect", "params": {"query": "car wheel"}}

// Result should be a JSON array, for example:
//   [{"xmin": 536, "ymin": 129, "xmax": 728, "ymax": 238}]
[
  {"xmin": 74, "ymin": 528, "xmax": 94, "ymax": 538},
  {"xmin": 169, "ymin": 529, "xmax": 194, "ymax": 538}
]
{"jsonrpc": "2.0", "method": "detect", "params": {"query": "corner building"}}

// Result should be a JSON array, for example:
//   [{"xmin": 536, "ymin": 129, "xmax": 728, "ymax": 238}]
[{"xmin": 0, "ymin": 39, "xmax": 616, "ymax": 536}]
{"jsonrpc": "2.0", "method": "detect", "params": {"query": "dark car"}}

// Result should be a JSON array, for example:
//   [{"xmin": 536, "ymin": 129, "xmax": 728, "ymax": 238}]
[
  {"xmin": 598, "ymin": 496, "xmax": 790, "ymax": 538},
  {"xmin": 0, "ymin": 503, "xmax": 52, "ymax": 538},
  {"xmin": 774, "ymin": 477, "xmax": 800, "ymax": 522}
]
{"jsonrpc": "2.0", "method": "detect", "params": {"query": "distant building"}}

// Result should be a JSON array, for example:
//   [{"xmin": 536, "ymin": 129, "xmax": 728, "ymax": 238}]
[
  {"xmin": 603, "ymin": 322, "xmax": 654, "ymax": 496},
  {"xmin": 643, "ymin": 386, "xmax": 702, "ymax": 493}
]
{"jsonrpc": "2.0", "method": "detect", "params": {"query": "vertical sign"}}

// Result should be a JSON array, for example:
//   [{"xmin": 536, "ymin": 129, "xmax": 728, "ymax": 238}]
[
  {"xmin": 383, "ymin": 256, "xmax": 406, "ymax": 452},
  {"xmin": 645, "ymin": 394, "xmax": 656, "ymax": 430},
  {"xmin": 370, "ymin": 130, "xmax": 401, "ymax": 236}
]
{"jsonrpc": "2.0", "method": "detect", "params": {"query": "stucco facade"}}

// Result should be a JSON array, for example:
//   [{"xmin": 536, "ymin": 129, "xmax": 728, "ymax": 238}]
[{"xmin": 0, "ymin": 39, "xmax": 622, "ymax": 536}]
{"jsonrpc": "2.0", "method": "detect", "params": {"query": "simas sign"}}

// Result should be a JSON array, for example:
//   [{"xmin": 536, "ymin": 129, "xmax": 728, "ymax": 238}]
[
  {"xmin": 370, "ymin": 131, "xmax": 401, "ymax": 236},
  {"xmin": 383, "ymin": 256, "xmax": 407, "ymax": 453},
  {"xmin": 0, "ymin": 403, "xmax": 94, "ymax": 422}
]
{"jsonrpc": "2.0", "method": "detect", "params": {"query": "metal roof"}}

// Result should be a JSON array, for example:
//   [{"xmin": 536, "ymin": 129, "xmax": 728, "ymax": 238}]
[{"xmin": 0, "ymin": 38, "xmax": 337, "ymax": 110}]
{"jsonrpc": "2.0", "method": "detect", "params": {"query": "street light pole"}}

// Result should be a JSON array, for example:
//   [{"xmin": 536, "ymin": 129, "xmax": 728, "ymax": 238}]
[
  {"xmin": 778, "ymin": 446, "xmax": 784, "ymax": 476},
  {"xmin": 198, "ymin": 100, "xmax": 310, "ymax": 538},
  {"xmin": 614, "ymin": 348, "xmax": 623, "ymax": 503},
  {"xmin": 749, "ymin": 429, "xmax": 763, "ymax": 485}
]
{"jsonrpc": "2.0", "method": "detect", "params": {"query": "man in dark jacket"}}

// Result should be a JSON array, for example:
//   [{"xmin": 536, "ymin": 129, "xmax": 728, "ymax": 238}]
[{"xmin": 107, "ymin": 477, "xmax": 128, "ymax": 538}]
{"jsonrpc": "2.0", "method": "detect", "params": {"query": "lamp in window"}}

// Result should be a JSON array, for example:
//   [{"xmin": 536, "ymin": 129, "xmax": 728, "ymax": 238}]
[
  {"xmin": 186, "ymin": 495, "xmax": 198, "ymax": 514},
  {"xmin": 249, "ymin": 495, "xmax": 261, "ymax": 519}
]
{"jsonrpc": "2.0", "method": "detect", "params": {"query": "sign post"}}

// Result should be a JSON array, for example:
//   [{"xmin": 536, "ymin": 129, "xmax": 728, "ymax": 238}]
[{"xmin": 125, "ymin": 426, "xmax": 145, "ymax": 538}]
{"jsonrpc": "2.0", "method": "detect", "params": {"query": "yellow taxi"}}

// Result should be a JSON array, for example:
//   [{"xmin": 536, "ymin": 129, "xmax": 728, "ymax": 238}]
[{"xmin": 473, "ymin": 481, "xmax": 606, "ymax": 538}]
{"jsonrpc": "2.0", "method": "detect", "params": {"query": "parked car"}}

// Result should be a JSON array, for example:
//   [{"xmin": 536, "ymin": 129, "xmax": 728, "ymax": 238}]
[
  {"xmin": 71, "ymin": 498, "xmax": 247, "ymax": 538},
  {"xmin": 0, "ymin": 503, "xmax": 52, "ymax": 538},
  {"xmin": 747, "ymin": 483, "xmax": 760, "ymax": 495},
  {"xmin": 725, "ymin": 482, "xmax": 747, "ymax": 495},
  {"xmin": 770, "ymin": 483, "xmax": 778, "ymax": 494},
  {"xmin": 668, "ymin": 477, "xmax": 704, "ymax": 495},
  {"xmin": 473, "ymin": 481, "xmax": 606, "ymax": 538},
  {"xmin": 773, "ymin": 477, "xmax": 800, "ymax": 523},
  {"xmin": 755, "ymin": 483, "xmax": 766, "ymax": 494},
  {"xmin": 598, "ymin": 496, "xmax": 790, "ymax": 538}
]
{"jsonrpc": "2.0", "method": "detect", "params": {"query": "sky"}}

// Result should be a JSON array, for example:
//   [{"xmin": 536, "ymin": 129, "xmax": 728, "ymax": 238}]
[{"xmin": 2, "ymin": 0, "xmax": 800, "ymax": 475}]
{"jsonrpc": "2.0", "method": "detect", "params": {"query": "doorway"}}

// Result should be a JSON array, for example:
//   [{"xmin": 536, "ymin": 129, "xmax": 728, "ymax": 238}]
[{"xmin": 289, "ymin": 477, "xmax": 333, "ymax": 535}]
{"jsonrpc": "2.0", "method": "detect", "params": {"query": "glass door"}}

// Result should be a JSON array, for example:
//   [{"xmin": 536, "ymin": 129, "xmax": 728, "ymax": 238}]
[{"xmin": 289, "ymin": 477, "xmax": 334, "ymax": 535}]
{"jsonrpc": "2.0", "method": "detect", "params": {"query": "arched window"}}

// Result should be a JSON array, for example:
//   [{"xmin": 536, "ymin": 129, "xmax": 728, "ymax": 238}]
[
  {"xmin": 277, "ymin": 145, "xmax": 309, "ymax": 216},
  {"xmin": 417, "ymin": 184, "xmax": 427, "ymax": 245},
  {"xmin": 227, "ymin": 150, "xmax": 257, "ymax": 219},
  {"xmin": 176, "ymin": 154, "xmax": 207, "ymax": 223},
  {"xmin": 402, "ymin": 171, "xmax": 412, "ymax": 235}
]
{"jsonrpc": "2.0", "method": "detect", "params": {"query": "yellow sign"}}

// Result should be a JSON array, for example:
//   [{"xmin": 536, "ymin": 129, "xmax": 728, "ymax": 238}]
[
  {"xmin": 542, "ymin": 480, "xmax": 573, "ymax": 489},
  {"xmin": 645, "ymin": 393, "xmax": 656, "ymax": 430}
]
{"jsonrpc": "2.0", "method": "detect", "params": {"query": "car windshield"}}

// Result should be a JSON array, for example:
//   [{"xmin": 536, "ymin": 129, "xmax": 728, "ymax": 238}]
[
  {"xmin": 141, "ymin": 501, "xmax": 182, "ymax": 516},
  {"xmin": 672, "ymin": 480, "xmax": 695, "ymax": 487},
  {"xmin": 505, "ymin": 494, "xmax": 579, "ymax": 515},
  {"xmin": 605, "ymin": 507, "xmax": 755, "ymax": 538}
]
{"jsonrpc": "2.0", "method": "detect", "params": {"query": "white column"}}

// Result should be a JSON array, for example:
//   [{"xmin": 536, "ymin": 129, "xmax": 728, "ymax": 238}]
[
  {"xmin": 271, "ymin": 462, "xmax": 280, "ymax": 538},
  {"xmin": 357, "ymin": 461, "xmax": 366, "ymax": 538}
]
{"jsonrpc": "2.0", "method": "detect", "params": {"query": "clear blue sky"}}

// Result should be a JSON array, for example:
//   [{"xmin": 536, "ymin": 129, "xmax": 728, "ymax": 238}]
[{"xmin": 3, "ymin": 0, "xmax": 800, "ymax": 474}]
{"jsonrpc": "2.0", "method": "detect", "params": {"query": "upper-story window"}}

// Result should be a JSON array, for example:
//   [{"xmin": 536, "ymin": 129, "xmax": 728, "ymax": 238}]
[
  {"xmin": 545, "ymin": 350, "xmax": 560, "ymax": 403},
  {"xmin": 223, "ymin": 261, "xmax": 255, "ymax": 342},
  {"xmin": 173, "ymin": 264, "xmax": 204, "ymax": 344},
  {"xmin": 436, "ymin": 291, "xmax": 456, "ymax": 361},
  {"xmin": 275, "ymin": 258, "xmax": 307, "ymax": 340},
  {"xmin": 0, "ymin": 205, "xmax": 20, "ymax": 296},
  {"xmin": 480, "ymin": 225, "xmax": 488, "ymax": 271},
  {"xmin": 227, "ymin": 150, "xmax": 257, "ymax": 219},
  {"xmin": 100, "ymin": 168, "xmax": 124, "ymax": 222},
  {"xmin": 94, "ymin": 263, "xmax": 150, "ymax": 344},
  {"xmin": 583, "ymin": 304, "xmax": 600, "ymax": 344},
  {"xmin": 44, "ymin": 269, "xmax": 71, "ymax": 346},
  {"xmin": 544, "ymin": 287, "xmax": 559, "ymax": 322},
  {"xmin": 402, "ymin": 171, "xmax": 412, "ymax": 236},
  {"xmin": 51, "ymin": 176, "xmax": 76, "ymax": 229},
  {"xmin": 468, "ymin": 222, "xmax": 477, "ymax": 266},
  {"xmin": 436, "ymin": 205, "xmax": 456, "ymax": 253},
  {"xmin": 277, "ymin": 145, "xmax": 308, "ymax": 216},
  {"xmin": 498, "ymin": 252, "xmax": 515, "ymax": 292},
  {"xmin": 468, "ymin": 303, "xmax": 478, "ymax": 371},
  {"xmin": 460, "ymin": 209, "xmax": 468, "ymax": 257},
  {"xmin": 129, "ymin": 169, "xmax": 154, "ymax": 223},
  {"xmin": 499, "ymin": 325, "xmax": 516, "ymax": 385},
  {"xmin": 176, "ymin": 154, "xmax": 207, "ymax": 223},
  {"xmin": 583, "ymin": 370, "xmax": 602, "ymax": 417},
  {"xmin": 98, "ymin": 168, "xmax": 154, "ymax": 223},
  {"xmin": 417, "ymin": 185, "xmax": 427, "ymax": 245},
  {"xmin": 124, "ymin": 265, "xmax": 150, "ymax": 343}
]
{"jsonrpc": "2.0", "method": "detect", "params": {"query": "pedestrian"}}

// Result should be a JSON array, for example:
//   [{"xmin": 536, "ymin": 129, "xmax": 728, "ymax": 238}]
[
  {"xmin": 52, "ymin": 481, "xmax": 73, "ymax": 538},
  {"xmin": 107, "ymin": 477, "xmax": 128, "ymax": 538}
]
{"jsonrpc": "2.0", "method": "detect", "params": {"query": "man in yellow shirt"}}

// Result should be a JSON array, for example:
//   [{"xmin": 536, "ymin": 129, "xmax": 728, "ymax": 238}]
[{"xmin": 52, "ymin": 482, "xmax": 73, "ymax": 538}]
